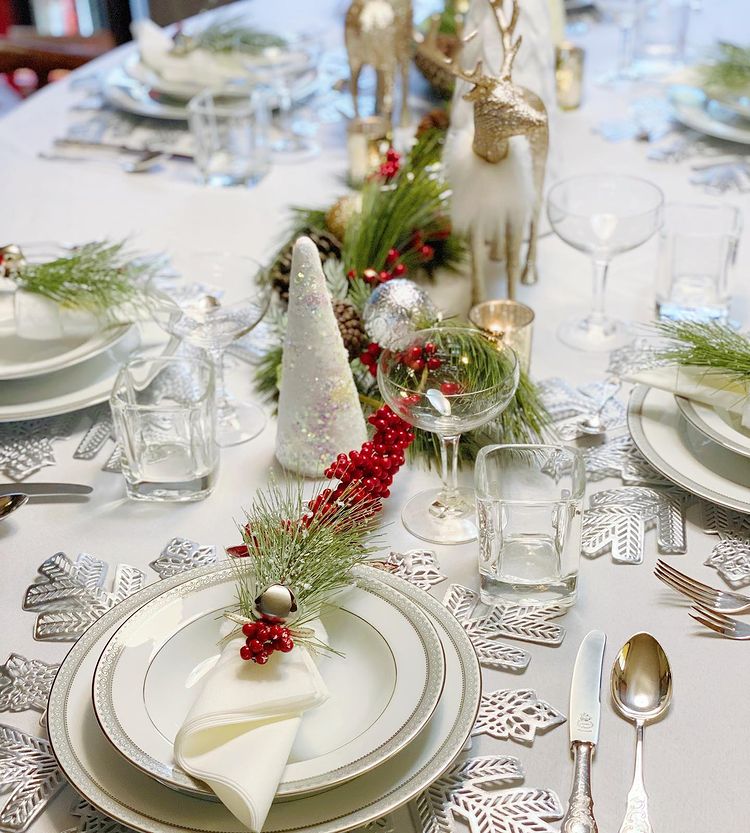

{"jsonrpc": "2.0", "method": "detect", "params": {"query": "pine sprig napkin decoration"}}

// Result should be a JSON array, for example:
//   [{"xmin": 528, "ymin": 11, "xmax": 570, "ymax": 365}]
[{"xmin": 654, "ymin": 320, "xmax": 750, "ymax": 382}]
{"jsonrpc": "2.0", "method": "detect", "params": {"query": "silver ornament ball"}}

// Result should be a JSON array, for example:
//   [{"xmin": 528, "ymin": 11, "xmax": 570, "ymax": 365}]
[
  {"xmin": 362, "ymin": 279, "xmax": 438, "ymax": 351},
  {"xmin": 253, "ymin": 583, "xmax": 297, "ymax": 623}
]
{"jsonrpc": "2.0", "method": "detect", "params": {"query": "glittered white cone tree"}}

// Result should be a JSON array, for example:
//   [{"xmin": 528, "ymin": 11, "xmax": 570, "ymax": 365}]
[{"xmin": 275, "ymin": 237, "xmax": 368, "ymax": 477}]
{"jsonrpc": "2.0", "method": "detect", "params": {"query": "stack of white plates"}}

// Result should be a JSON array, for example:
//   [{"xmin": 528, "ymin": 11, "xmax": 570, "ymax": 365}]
[
  {"xmin": 628, "ymin": 384, "xmax": 750, "ymax": 512},
  {"xmin": 668, "ymin": 84, "xmax": 750, "ymax": 146},
  {"xmin": 48, "ymin": 563, "xmax": 481, "ymax": 833},
  {"xmin": 0, "ymin": 318, "xmax": 173, "ymax": 422}
]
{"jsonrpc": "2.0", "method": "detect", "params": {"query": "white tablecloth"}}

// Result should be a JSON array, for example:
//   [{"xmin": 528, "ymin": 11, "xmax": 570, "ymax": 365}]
[{"xmin": 1, "ymin": 2, "xmax": 749, "ymax": 831}]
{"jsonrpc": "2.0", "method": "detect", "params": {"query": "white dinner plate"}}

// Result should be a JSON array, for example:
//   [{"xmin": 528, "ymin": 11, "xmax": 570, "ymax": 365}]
[
  {"xmin": 628, "ymin": 385, "xmax": 750, "ymax": 512},
  {"xmin": 668, "ymin": 85, "xmax": 750, "ymax": 146},
  {"xmin": 48, "ymin": 563, "xmax": 481, "ymax": 833},
  {"xmin": 0, "ymin": 321, "xmax": 131, "ymax": 381},
  {"xmin": 93, "ymin": 567, "xmax": 446, "ymax": 798},
  {"xmin": 675, "ymin": 395, "xmax": 750, "ymax": 460},
  {"xmin": 0, "ymin": 322, "xmax": 173, "ymax": 422}
]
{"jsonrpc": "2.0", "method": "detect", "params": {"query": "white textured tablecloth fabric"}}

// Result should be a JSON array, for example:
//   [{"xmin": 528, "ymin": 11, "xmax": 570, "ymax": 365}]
[{"xmin": 1, "ymin": 2, "xmax": 750, "ymax": 832}]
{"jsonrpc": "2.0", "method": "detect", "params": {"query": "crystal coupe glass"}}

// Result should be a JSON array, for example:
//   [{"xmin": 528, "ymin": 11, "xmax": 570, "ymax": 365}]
[
  {"xmin": 547, "ymin": 174, "xmax": 663, "ymax": 352},
  {"xmin": 378, "ymin": 327, "xmax": 519, "ymax": 545},
  {"xmin": 150, "ymin": 253, "xmax": 270, "ymax": 447}
]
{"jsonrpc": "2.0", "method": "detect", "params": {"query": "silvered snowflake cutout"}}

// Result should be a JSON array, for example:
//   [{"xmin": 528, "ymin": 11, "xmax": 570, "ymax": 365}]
[
  {"xmin": 23, "ymin": 552, "xmax": 146, "ymax": 641},
  {"xmin": 73, "ymin": 405, "xmax": 113, "ymax": 461},
  {"xmin": 382, "ymin": 550, "xmax": 446, "ymax": 591},
  {"xmin": 411, "ymin": 755, "xmax": 563, "ymax": 833},
  {"xmin": 68, "ymin": 800, "xmax": 134, "ymax": 833},
  {"xmin": 472, "ymin": 689, "xmax": 565, "ymax": 745},
  {"xmin": 538, "ymin": 377, "xmax": 625, "ymax": 441},
  {"xmin": 150, "ymin": 537, "xmax": 217, "ymax": 579},
  {"xmin": 582, "ymin": 487, "xmax": 690, "ymax": 564},
  {"xmin": 0, "ymin": 724, "xmax": 64, "ymax": 832},
  {"xmin": 442, "ymin": 585, "xmax": 566, "ymax": 672},
  {"xmin": 0, "ymin": 655, "xmax": 57, "ymax": 714},
  {"xmin": 0, "ymin": 413, "xmax": 79, "ymax": 480},
  {"xmin": 701, "ymin": 503, "xmax": 750, "ymax": 588},
  {"xmin": 581, "ymin": 435, "xmax": 670, "ymax": 485}
]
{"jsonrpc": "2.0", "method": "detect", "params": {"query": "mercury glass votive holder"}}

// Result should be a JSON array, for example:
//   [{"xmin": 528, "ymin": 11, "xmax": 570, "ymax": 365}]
[
  {"xmin": 468, "ymin": 300, "xmax": 535, "ymax": 373},
  {"xmin": 555, "ymin": 42, "xmax": 585, "ymax": 111},
  {"xmin": 346, "ymin": 116, "xmax": 392, "ymax": 187}
]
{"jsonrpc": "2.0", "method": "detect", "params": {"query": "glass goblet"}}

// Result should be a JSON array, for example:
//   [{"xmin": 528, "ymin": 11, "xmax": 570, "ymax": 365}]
[
  {"xmin": 378, "ymin": 326, "xmax": 520, "ymax": 545},
  {"xmin": 596, "ymin": 0, "xmax": 648, "ymax": 83},
  {"xmin": 547, "ymin": 173, "xmax": 663, "ymax": 352},
  {"xmin": 150, "ymin": 253, "xmax": 270, "ymax": 447}
]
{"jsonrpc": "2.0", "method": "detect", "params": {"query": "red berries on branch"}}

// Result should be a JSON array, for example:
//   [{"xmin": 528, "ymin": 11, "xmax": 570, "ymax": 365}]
[
  {"xmin": 377, "ymin": 147, "xmax": 401, "ymax": 180},
  {"xmin": 360, "ymin": 342, "xmax": 382, "ymax": 377},
  {"xmin": 239, "ymin": 617, "xmax": 294, "ymax": 664}
]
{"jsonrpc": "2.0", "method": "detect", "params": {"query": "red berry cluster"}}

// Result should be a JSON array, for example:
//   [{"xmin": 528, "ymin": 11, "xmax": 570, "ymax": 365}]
[
  {"xmin": 377, "ymin": 148, "xmax": 401, "ymax": 180},
  {"xmin": 239, "ymin": 618, "xmax": 294, "ymax": 664},
  {"xmin": 347, "ymin": 247, "xmax": 407, "ymax": 288},
  {"xmin": 359, "ymin": 342, "xmax": 382, "ymax": 377},
  {"xmin": 409, "ymin": 230, "xmax": 435, "ymax": 264},
  {"xmin": 306, "ymin": 405, "xmax": 414, "ymax": 517},
  {"xmin": 398, "ymin": 341, "xmax": 442, "ymax": 373}
]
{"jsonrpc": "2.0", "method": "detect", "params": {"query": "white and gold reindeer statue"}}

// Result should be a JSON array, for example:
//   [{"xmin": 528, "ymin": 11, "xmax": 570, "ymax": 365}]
[
  {"xmin": 425, "ymin": 0, "xmax": 549, "ymax": 303},
  {"xmin": 345, "ymin": 0, "xmax": 412, "ymax": 125}
]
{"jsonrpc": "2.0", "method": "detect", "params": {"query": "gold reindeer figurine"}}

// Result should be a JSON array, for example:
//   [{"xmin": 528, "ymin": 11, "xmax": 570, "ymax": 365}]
[
  {"xmin": 424, "ymin": 0, "xmax": 549, "ymax": 302},
  {"xmin": 345, "ymin": 0, "xmax": 412, "ymax": 125}
]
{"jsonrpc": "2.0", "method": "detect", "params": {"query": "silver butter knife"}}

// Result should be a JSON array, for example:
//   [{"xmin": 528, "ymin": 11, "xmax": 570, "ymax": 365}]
[
  {"xmin": 0, "ymin": 483, "xmax": 93, "ymax": 498},
  {"xmin": 561, "ymin": 629, "xmax": 606, "ymax": 833}
]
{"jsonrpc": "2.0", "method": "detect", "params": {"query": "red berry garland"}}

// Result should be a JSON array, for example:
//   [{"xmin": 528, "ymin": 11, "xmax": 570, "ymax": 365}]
[
  {"xmin": 377, "ymin": 148, "xmax": 401, "ymax": 180},
  {"xmin": 239, "ymin": 617, "xmax": 294, "ymax": 664}
]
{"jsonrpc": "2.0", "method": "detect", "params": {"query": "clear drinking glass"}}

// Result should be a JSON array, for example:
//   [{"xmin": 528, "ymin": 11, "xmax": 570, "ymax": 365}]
[
  {"xmin": 656, "ymin": 203, "xmax": 742, "ymax": 323},
  {"xmin": 110, "ymin": 356, "xmax": 218, "ymax": 503},
  {"xmin": 187, "ymin": 89, "xmax": 271, "ymax": 187},
  {"xmin": 475, "ymin": 444, "xmax": 585, "ymax": 607},
  {"xmin": 378, "ymin": 327, "xmax": 519, "ymax": 545},
  {"xmin": 632, "ymin": 0, "xmax": 690, "ymax": 77},
  {"xmin": 547, "ymin": 174, "xmax": 664, "ymax": 352},
  {"xmin": 149, "ymin": 253, "xmax": 270, "ymax": 447},
  {"xmin": 596, "ymin": 0, "xmax": 648, "ymax": 82}
]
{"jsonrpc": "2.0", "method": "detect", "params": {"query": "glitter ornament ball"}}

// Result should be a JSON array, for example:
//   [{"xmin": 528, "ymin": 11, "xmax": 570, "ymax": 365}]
[
  {"xmin": 324, "ymin": 194, "xmax": 361, "ymax": 243},
  {"xmin": 362, "ymin": 279, "xmax": 438, "ymax": 351},
  {"xmin": 253, "ymin": 584, "xmax": 297, "ymax": 623}
]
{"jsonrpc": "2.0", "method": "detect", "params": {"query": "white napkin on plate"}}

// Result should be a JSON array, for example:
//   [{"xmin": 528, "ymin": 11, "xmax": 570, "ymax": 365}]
[
  {"xmin": 132, "ymin": 19, "xmax": 245, "ymax": 87},
  {"xmin": 174, "ymin": 630, "xmax": 328, "ymax": 832},
  {"xmin": 625, "ymin": 365, "xmax": 750, "ymax": 428}
]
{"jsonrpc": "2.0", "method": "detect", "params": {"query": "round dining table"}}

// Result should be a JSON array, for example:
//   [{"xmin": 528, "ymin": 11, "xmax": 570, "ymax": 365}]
[{"xmin": 0, "ymin": 1, "xmax": 749, "ymax": 831}]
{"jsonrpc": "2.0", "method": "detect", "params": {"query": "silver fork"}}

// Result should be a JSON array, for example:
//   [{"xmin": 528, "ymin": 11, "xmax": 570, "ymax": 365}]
[
  {"xmin": 689, "ymin": 602, "xmax": 750, "ymax": 640},
  {"xmin": 654, "ymin": 559, "xmax": 750, "ymax": 614}
]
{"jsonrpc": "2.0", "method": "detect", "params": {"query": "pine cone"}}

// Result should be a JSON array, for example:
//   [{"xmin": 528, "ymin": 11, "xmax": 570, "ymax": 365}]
[
  {"xmin": 416, "ymin": 108, "xmax": 450, "ymax": 139},
  {"xmin": 270, "ymin": 228, "xmax": 342, "ymax": 302},
  {"xmin": 333, "ymin": 300, "xmax": 367, "ymax": 360}
]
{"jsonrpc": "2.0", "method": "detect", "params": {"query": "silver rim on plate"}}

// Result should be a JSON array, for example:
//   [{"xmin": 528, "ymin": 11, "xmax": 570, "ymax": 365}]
[
  {"xmin": 47, "ymin": 562, "xmax": 481, "ymax": 833},
  {"xmin": 674, "ymin": 395, "xmax": 750, "ymax": 460},
  {"xmin": 628, "ymin": 384, "xmax": 750, "ymax": 512},
  {"xmin": 92, "ymin": 565, "xmax": 446, "ymax": 798}
]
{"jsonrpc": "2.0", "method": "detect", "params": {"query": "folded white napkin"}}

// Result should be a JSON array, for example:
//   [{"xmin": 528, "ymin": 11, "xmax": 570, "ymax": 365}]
[
  {"xmin": 174, "ymin": 629, "xmax": 328, "ymax": 832},
  {"xmin": 625, "ymin": 365, "xmax": 750, "ymax": 428},
  {"xmin": 132, "ymin": 19, "xmax": 246, "ymax": 87}
]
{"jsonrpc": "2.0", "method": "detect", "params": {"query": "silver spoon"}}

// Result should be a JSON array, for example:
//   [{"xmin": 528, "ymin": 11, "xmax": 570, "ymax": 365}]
[
  {"xmin": 0, "ymin": 483, "xmax": 93, "ymax": 521},
  {"xmin": 611, "ymin": 632, "xmax": 673, "ymax": 833},
  {"xmin": 0, "ymin": 494, "xmax": 29, "ymax": 520},
  {"xmin": 578, "ymin": 379, "xmax": 622, "ymax": 436}
]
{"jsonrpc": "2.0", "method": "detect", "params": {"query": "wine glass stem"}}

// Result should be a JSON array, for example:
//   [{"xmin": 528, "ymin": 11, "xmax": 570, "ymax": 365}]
[
  {"xmin": 590, "ymin": 257, "xmax": 611, "ymax": 328},
  {"xmin": 618, "ymin": 19, "xmax": 635, "ymax": 73},
  {"xmin": 207, "ymin": 346, "xmax": 232, "ymax": 418},
  {"xmin": 274, "ymin": 69, "xmax": 293, "ymax": 138},
  {"xmin": 439, "ymin": 434, "xmax": 462, "ymax": 503}
]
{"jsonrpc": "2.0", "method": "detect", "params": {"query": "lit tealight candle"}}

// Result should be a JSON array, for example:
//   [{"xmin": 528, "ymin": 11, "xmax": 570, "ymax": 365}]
[
  {"xmin": 555, "ymin": 42, "xmax": 585, "ymax": 111},
  {"xmin": 468, "ymin": 300, "xmax": 535, "ymax": 373}
]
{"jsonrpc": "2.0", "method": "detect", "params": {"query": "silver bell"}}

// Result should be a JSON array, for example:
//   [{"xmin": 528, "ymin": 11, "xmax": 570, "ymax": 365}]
[{"xmin": 253, "ymin": 583, "xmax": 297, "ymax": 623}]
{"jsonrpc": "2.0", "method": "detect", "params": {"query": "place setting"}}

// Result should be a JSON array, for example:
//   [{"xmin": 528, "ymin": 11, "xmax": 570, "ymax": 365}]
[{"xmin": 1, "ymin": 0, "xmax": 750, "ymax": 832}]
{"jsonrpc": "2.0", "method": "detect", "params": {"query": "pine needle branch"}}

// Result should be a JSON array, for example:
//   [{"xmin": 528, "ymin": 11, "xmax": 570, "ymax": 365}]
[{"xmin": 654, "ymin": 320, "xmax": 750, "ymax": 380}]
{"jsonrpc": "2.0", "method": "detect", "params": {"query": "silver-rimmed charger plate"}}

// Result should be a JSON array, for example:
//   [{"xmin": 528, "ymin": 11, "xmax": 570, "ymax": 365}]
[
  {"xmin": 668, "ymin": 85, "xmax": 750, "ymax": 146},
  {"xmin": 675, "ymin": 395, "xmax": 750, "ymax": 460},
  {"xmin": 92, "ymin": 566, "xmax": 446, "ymax": 799},
  {"xmin": 48, "ymin": 563, "xmax": 481, "ymax": 833},
  {"xmin": 628, "ymin": 384, "xmax": 750, "ymax": 512}
]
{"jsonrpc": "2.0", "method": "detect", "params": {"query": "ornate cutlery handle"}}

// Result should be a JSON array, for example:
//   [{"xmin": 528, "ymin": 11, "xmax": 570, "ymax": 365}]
[
  {"xmin": 619, "ymin": 723, "xmax": 653, "ymax": 833},
  {"xmin": 561, "ymin": 741, "xmax": 598, "ymax": 833}
]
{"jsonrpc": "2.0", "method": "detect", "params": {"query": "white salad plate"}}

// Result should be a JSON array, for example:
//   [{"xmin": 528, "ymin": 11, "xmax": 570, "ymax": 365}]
[
  {"xmin": 0, "ymin": 322, "xmax": 173, "ymax": 422},
  {"xmin": 628, "ymin": 385, "xmax": 750, "ymax": 513},
  {"xmin": 668, "ymin": 85, "xmax": 750, "ymax": 146},
  {"xmin": 93, "ymin": 566, "xmax": 446, "ymax": 799},
  {"xmin": 48, "ymin": 563, "xmax": 481, "ymax": 833},
  {"xmin": 675, "ymin": 395, "xmax": 750, "ymax": 460},
  {"xmin": 0, "ymin": 321, "xmax": 131, "ymax": 381}
]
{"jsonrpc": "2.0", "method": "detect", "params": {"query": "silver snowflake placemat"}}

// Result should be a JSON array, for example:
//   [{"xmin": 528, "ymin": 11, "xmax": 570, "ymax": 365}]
[
  {"xmin": 150, "ymin": 538, "xmax": 218, "ymax": 579},
  {"xmin": 381, "ymin": 550, "xmax": 446, "ymax": 591},
  {"xmin": 702, "ymin": 503, "xmax": 750, "ymax": 588},
  {"xmin": 0, "ymin": 724, "xmax": 64, "ymax": 833},
  {"xmin": 23, "ymin": 553, "xmax": 147, "ymax": 642},
  {"xmin": 0, "ymin": 413, "xmax": 80, "ymax": 481},
  {"xmin": 538, "ymin": 378, "xmax": 626, "ymax": 441},
  {"xmin": 472, "ymin": 689, "xmax": 566, "ymax": 745},
  {"xmin": 442, "ymin": 585, "xmax": 566, "ymax": 672},
  {"xmin": 73, "ymin": 405, "xmax": 113, "ymax": 461},
  {"xmin": 582, "ymin": 486, "xmax": 690, "ymax": 564},
  {"xmin": 0, "ymin": 656, "xmax": 57, "ymax": 714},
  {"xmin": 410, "ymin": 755, "xmax": 563, "ymax": 833},
  {"xmin": 581, "ymin": 435, "xmax": 671, "ymax": 485}
]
